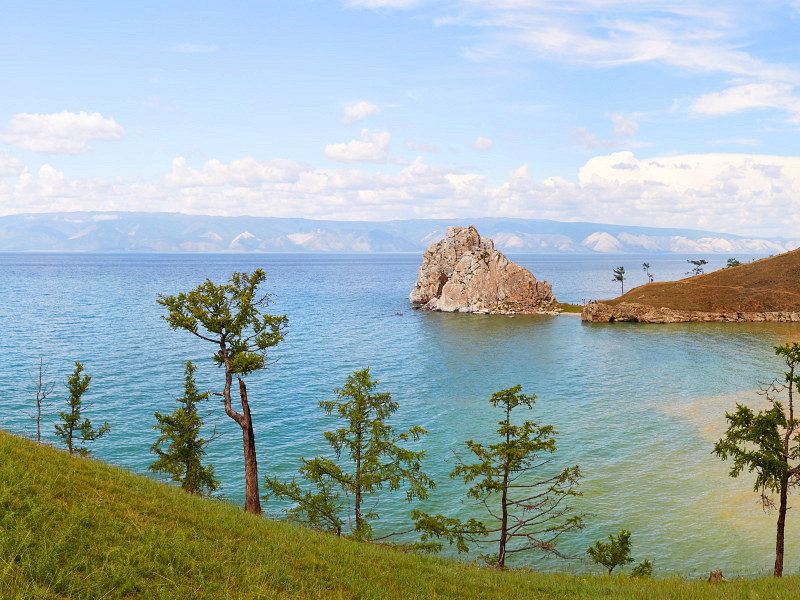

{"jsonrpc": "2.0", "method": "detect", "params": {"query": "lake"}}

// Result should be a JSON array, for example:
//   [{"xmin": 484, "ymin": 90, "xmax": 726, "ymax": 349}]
[{"xmin": 3, "ymin": 251, "xmax": 800, "ymax": 576}]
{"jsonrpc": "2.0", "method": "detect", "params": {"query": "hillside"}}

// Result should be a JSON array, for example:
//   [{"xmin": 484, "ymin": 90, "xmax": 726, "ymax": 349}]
[
  {"xmin": 0, "ymin": 212, "xmax": 796, "ymax": 254},
  {"xmin": 605, "ymin": 248, "xmax": 800, "ymax": 312},
  {"xmin": 3, "ymin": 431, "xmax": 800, "ymax": 599}
]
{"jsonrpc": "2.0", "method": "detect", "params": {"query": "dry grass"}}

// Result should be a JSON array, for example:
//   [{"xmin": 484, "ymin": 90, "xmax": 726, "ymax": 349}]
[{"xmin": 605, "ymin": 249, "xmax": 800, "ymax": 312}]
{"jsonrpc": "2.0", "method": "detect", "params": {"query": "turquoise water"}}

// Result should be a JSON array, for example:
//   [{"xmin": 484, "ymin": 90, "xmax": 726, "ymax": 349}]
[{"xmin": 3, "ymin": 252, "xmax": 800, "ymax": 576}]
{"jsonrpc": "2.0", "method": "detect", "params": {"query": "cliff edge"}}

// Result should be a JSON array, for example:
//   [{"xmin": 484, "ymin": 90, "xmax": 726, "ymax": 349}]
[
  {"xmin": 409, "ymin": 225, "xmax": 556, "ymax": 314},
  {"xmin": 582, "ymin": 247, "xmax": 800, "ymax": 323}
]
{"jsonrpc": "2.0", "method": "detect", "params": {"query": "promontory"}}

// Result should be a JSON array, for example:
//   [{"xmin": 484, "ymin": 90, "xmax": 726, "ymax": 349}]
[
  {"xmin": 582, "ymin": 247, "xmax": 800, "ymax": 323},
  {"xmin": 409, "ymin": 225, "xmax": 556, "ymax": 314}
]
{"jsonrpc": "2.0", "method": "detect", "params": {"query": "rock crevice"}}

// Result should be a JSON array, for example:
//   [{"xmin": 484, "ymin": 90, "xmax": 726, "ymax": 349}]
[{"xmin": 409, "ymin": 225, "xmax": 556, "ymax": 314}]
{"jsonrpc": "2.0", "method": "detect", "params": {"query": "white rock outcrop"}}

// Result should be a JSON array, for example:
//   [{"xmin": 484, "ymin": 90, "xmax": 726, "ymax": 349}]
[{"xmin": 409, "ymin": 225, "xmax": 555, "ymax": 314}]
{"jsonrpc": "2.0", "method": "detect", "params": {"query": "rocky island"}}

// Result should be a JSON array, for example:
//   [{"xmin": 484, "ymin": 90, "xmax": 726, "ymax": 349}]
[
  {"xmin": 409, "ymin": 225, "xmax": 557, "ymax": 314},
  {"xmin": 582, "ymin": 247, "xmax": 800, "ymax": 323}
]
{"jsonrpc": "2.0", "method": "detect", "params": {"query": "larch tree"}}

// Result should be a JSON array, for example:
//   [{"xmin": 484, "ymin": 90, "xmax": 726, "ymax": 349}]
[
  {"xmin": 264, "ymin": 367, "xmax": 435, "ymax": 540},
  {"xmin": 149, "ymin": 360, "xmax": 220, "ymax": 496},
  {"xmin": 451, "ymin": 385, "xmax": 584, "ymax": 569},
  {"xmin": 31, "ymin": 356, "xmax": 56, "ymax": 444},
  {"xmin": 714, "ymin": 342, "xmax": 800, "ymax": 577},
  {"xmin": 54, "ymin": 362, "xmax": 110, "ymax": 456},
  {"xmin": 612, "ymin": 266, "xmax": 625, "ymax": 295},
  {"xmin": 158, "ymin": 269, "xmax": 287, "ymax": 514}
]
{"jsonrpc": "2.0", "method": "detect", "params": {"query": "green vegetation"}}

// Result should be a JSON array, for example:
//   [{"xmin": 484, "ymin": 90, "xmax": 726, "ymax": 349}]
[
  {"xmin": 265, "ymin": 367, "xmax": 434, "ymax": 540},
  {"xmin": 556, "ymin": 302, "xmax": 582, "ymax": 313},
  {"xmin": 451, "ymin": 385, "xmax": 583, "ymax": 568},
  {"xmin": 642, "ymin": 262, "xmax": 653, "ymax": 283},
  {"xmin": 53, "ymin": 362, "xmax": 109, "ymax": 457},
  {"xmin": 6, "ymin": 431, "xmax": 800, "ymax": 599},
  {"xmin": 158, "ymin": 269, "xmax": 288, "ymax": 514},
  {"xmin": 149, "ymin": 361, "xmax": 220, "ymax": 496},
  {"xmin": 714, "ymin": 342, "xmax": 800, "ymax": 577},
  {"xmin": 612, "ymin": 266, "xmax": 625, "ymax": 294},
  {"xmin": 587, "ymin": 529, "xmax": 634, "ymax": 575},
  {"xmin": 726, "ymin": 257, "xmax": 742, "ymax": 268},
  {"xmin": 685, "ymin": 259, "xmax": 708, "ymax": 277}
]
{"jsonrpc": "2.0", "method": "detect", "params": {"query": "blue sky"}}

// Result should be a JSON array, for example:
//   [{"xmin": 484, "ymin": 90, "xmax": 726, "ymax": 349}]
[{"xmin": 2, "ymin": 0, "xmax": 800, "ymax": 237}]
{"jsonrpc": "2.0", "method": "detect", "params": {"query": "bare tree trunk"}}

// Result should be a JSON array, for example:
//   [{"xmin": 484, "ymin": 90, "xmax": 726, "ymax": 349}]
[
  {"xmin": 239, "ymin": 377, "xmax": 261, "ymax": 515},
  {"xmin": 775, "ymin": 474, "xmax": 788, "ymax": 576}
]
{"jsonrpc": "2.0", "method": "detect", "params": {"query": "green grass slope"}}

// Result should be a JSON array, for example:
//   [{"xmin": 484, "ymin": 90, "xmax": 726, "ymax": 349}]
[
  {"xmin": 3, "ymin": 431, "xmax": 800, "ymax": 599},
  {"xmin": 606, "ymin": 248, "xmax": 800, "ymax": 312}
]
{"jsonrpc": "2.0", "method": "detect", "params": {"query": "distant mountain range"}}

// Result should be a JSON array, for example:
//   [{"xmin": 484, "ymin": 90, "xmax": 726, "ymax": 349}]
[{"xmin": 0, "ymin": 212, "xmax": 796, "ymax": 255}]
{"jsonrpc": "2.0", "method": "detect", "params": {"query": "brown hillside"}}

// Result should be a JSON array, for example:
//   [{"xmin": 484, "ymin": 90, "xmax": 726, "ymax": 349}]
[{"xmin": 605, "ymin": 248, "xmax": 800, "ymax": 312}]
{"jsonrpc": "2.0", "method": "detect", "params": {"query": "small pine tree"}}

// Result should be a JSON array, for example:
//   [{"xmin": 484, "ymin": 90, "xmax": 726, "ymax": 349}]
[
  {"xmin": 587, "ymin": 529, "xmax": 634, "ymax": 574},
  {"xmin": 54, "ymin": 362, "xmax": 110, "ymax": 456},
  {"xmin": 149, "ymin": 361, "xmax": 219, "ymax": 496}
]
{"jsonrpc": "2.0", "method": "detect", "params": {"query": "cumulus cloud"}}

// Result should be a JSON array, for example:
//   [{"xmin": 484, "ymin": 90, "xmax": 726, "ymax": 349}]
[
  {"xmin": 0, "ymin": 153, "xmax": 25, "ymax": 177},
  {"xmin": 4, "ymin": 151, "xmax": 800, "ymax": 238},
  {"xmin": 164, "ymin": 157, "xmax": 307, "ymax": 187},
  {"xmin": 473, "ymin": 136, "xmax": 493, "ymax": 151},
  {"xmin": 0, "ymin": 111, "xmax": 125, "ymax": 154},
  {"xmin": 325, "ymin": 129, "xmax": 391, "ymax": 163},
  {"xmin": 404, "ymin": 140, "xmax": 440, "ymax": 153},
  {"xmin": 342, "ymin": 101, "xmax": 382, "ymax": 124},
  {"xmin": 612, "ymin": 114, "xmax": 638, "ymax": 137}
]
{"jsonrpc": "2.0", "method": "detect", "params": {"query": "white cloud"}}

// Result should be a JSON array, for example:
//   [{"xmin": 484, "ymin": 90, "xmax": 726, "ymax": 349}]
[
  {"xmin": 568, "ymin": 127, "xmax": 616, "ymax": 150},
  {"xmin": 612, "ymin": 114, "xmax": 639, "ymax": 137},
  {"xmin": 404, "ymin": 140, "xmax": 440, "ymax": 153},
  {"xmin": 164, "ymin": 157, "xmax": 306, "ymax": 187},
  {"xmin": 0, "ymin": 153, "xmax": 25, "ymax": 177},
  {"xmin": 689, "ymin": 82, "xmax": 800, "ymax": 121},
  {"xmin": 169, "ymin": 43, "xmax": 217, "ymax": 53},
  {"xmin": 474, "ymin": 136, "xmax": 493, "ymax": 151},
  {"xmin": 342, "ymin": 101, "xmax": 382, "ymax": 124},
  {"xmin": 325, "ymin": 129, "xmax": 391, "ymax": 163},
  {"xmin": 4, "ymin": 151, "xmax": 800, "ymax": 239},
  {"xmin": 0, "ymin": 111, "xmax": 125, "ymax": 154}
]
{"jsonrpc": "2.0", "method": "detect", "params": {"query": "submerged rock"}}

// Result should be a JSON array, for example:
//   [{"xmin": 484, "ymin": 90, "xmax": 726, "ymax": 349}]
[{"xmin": 409, "ymin": 225, "xmax": 556, "ymax": 314}]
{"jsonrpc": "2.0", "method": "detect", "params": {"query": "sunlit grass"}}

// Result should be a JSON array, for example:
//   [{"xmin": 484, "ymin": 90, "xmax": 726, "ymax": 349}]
[{"xmin": 3, "ymin": 430, "xmax": 800, "ymax": 599}]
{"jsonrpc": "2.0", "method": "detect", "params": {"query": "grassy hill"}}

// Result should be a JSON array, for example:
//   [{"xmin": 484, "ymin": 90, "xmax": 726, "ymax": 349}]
[
  {"xmin": 3, "ymin": 431, "xmax": 800, "ymax": 599},
  {"xmin": 606, "ymin": 248, "xmax": 800, "ymax": 312}
]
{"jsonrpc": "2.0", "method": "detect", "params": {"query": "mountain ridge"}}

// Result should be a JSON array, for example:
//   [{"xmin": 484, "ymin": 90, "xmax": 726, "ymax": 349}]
[{"xmin": 0, "ymin": 211, "xmax": 796, "ymax": 254}]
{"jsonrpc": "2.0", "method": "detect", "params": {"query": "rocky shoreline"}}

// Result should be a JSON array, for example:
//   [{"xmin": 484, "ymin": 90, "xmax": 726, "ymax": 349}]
[
  {"xmin": 581, "ymin": 302, "xmax": 800, "ymax": 323},
  {"xmin": 409, "ymin": 225, "xmax": 556, "ymax": 314}
]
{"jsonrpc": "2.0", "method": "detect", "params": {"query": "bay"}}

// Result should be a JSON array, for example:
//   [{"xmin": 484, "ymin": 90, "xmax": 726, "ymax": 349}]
[{"xmin": 3, "ymin": 251, "xmax": 800, "ymax": 576}]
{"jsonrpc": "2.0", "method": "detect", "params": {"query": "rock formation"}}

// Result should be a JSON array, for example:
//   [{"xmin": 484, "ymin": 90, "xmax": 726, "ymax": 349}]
[
  {"xmin": 409, "ymin": 225, "xmax": 556, "ymax": 314},
  {"xmin": 581, "ymin": 302, "xmax": 800, "ymax": 323}
]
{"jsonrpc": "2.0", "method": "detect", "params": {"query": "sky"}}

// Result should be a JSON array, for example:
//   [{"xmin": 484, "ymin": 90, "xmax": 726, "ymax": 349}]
[{"xmin": 2, "ymin": 0, "xmax": 800, "ymax": 237}]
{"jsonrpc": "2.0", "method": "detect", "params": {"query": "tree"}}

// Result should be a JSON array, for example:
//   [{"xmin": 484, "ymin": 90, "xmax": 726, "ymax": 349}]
[
  {"xmin": 149, "ymin": 361, "xmax": 220, "ymax": 496},
  {"xmin": 726, "ymin": 257, "xmax": 742, "ymax": 268},
  {"xmin": 642, "ymin": 262, "xmax": 653, "ymax": 283},
  {"xmin": 713, "ymin": 342, "xmax": 800, "ymax": 577},
  {"xmin": 30, "ymin": 357, "xmax": 56, "ymax": 444},
  {"xmin": 158, "ymin": 269, "xmax": 287, "ymax": 514},
  {"xmin": 451, "ymin": 385, "xmax": 584, "ymax": 568},
  {"xmin": 264, "ymin": 367, "xmax": 435, "ymax": 540},
  {"xmin": 612, "ymin": 266, "xmax": 625, "ymax": 295},
  {"xmin": 54, "ymin": 362, "xmax": 110, "ymax": 456},
  {"xmin": 686, "ymin": 259, "xmax": 708, "ymax": 276},
  {"xmin": 587, "ymin": 529, "xmax": 634, "ymax": 574}
]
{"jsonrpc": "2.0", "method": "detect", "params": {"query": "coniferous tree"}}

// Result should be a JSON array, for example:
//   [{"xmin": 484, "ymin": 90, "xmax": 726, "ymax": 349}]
[
  {"xmin": 451, "ymin": 385, "xmax": 584, "ymax": 568},
  {"xmin": 149, "ymin": 361, "xmax": 220, "ymax": 496},
  {"xmin": 714, "ymin": 342, "xmax": 800, "ymax": 577},
  {"xmin": 54, "ymin": 362, "xmax": 110, "ymax": 456},
  {"xmin": 158, "ymin": 269, "xmax": 287, "ymax": 515},
  {"xmin": 265, "ymin": 367, "xmax": 435, "ymax": 540}
]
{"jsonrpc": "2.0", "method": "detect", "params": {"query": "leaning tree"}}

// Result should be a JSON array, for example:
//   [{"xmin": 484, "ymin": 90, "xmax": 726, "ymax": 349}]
[
  {"xmin": 158, "ymin": 269, "xmax": 287, "ymax": 514},
  {"xmin": 714, "ymin": 342, "xmax": 800, "ymax": 577}
]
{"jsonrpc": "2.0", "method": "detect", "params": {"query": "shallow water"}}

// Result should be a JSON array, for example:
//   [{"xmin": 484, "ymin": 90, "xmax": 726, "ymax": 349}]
[{"xmin": 3, "ymin": 252, "xmax": 800, "ymax": 576}]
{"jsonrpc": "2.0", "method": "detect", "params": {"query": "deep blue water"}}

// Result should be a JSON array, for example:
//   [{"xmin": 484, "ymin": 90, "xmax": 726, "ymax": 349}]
[{"xmin": 3, "ymin": 252, "xmax": 800, "ymax": 576}]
